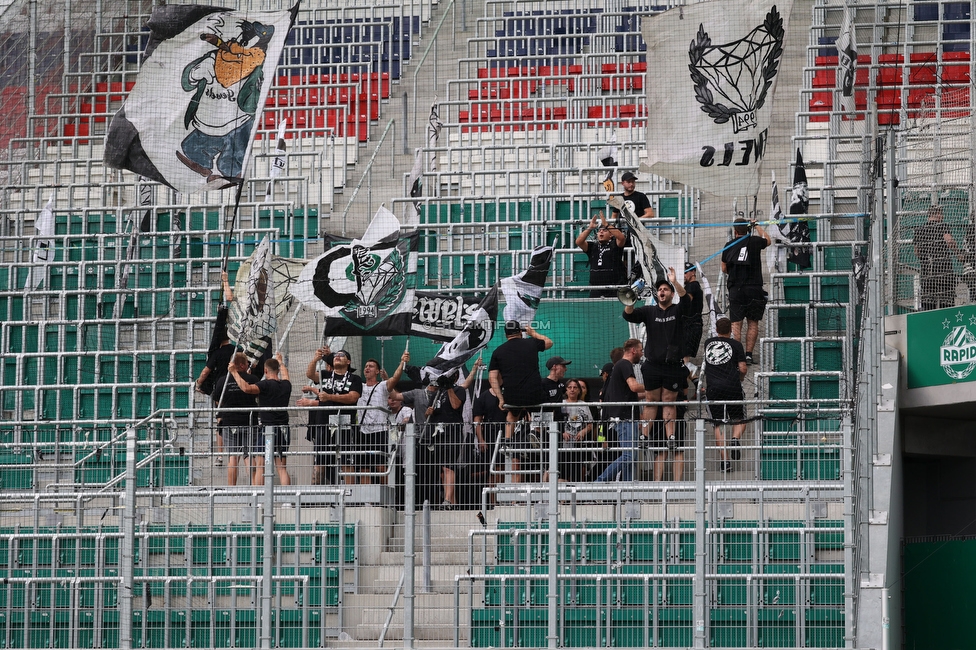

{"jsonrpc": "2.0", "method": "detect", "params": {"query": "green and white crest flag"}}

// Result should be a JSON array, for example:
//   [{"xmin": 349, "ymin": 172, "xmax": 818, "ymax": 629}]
[
  {"xmin": 104, "ymin": 4, "xmax": 298, "ymax": 194},
  {"xmin": 642, "ymin": 0, "xmax": 793, "ymax": 197},
  {"xmin": 291, "ymin": 206, "xmax": 419, "ymax": 336}
]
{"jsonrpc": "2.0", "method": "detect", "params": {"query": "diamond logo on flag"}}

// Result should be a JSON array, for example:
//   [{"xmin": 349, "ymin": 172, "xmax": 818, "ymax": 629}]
[
  {"xmin": 689, "ymin": 7, "xmax": 785, "ymax": 133},
  {"xmin": 643, "ymin": 0, "xmax": 794, "ymax": 197}
]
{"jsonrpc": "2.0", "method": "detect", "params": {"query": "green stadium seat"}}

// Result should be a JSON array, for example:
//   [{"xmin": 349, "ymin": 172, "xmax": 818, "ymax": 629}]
[
  {"xmin": 776, "ymin": 307, "xmax": 807, "ymax": 336},
  {"xmin": 773, "ymin": 341, "xmax": 802, "ymax": 372},
  {"xmin": 471, "ymin": 608, "xmax": 514, "ymax": 648},
  {"xmin": 563, "ymin": 608, "xmax": 600, "ymax": 647},
  {"xmin": 815, "ymin": 520, "xmax": 845, "ymax": 551},
  {"xmin": 485, "ymin": 565, "xmax": 523, "ymax": 606},
  {"xmin": 716, "ymin": 564, "xmax": 753, "ymax": 605},
  {"xmin": 723, "ymin": 520, "xmax": 757, "ymax": 562},
  {"xmin": 0, "ymin": 453, "xmax": 34, "ymax": 490},
  {"xmin": 757, "ymin": 607, "xmax": 796, "ymax": 647},
  {"xmin": 517, "ymin": 608, "xmax": 548, "ymax": 648},
  {"xmin": 805, "ymin": 608, "xmax": 844, "ymax": 647},
  {"xmin": 608, "ymin": 608, "xmax": 644, "ymax": 647},
  {"xmin": 802, "ymin": 444, "xmax": 841, "ymax": 480},
  {"xmin": 667, "ymin": 564, "xmax": 694, "ymax": 605},
  {"xmin": 769, "ymin": 521, "xmax": 803, "ymax": 562},
  {"xmin": 782, "ymin": 276, "xmax": 810, "ymax": 303},
  {"xmin": 762, "ymin": 564, "xmax": 799, "ymax": 606},
  {"xmin": 710, "ymin": 608, "xmax": 748, "ymax": 647},
  {"xmin": 658, "ymin": 607, "xmax": 693, "ymax": 647},
  {"xmin": 813, "ymin": 340, "xmax": 843, "ymax": 370},
  {"xmin": 810, "ymin": 564, "xmax": 845, "ymax": 605}
]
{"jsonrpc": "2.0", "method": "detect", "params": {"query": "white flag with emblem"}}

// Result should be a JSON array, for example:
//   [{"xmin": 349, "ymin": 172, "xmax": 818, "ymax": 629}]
[
  {"xmin": 642, "ymin": 0, "xmax": 793, "ymax": 197},
  {"xmin": 836, "ymin": 4, "xmax": 858, "ymax": 114}
]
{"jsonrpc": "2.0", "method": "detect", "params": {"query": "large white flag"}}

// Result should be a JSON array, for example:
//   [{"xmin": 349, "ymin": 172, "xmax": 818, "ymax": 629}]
[
  {"xmin": 642, "ymin": 0, "xmax": 793, "ymax": 197},
  {"xmin": 104, "ymin": 5, "xmax": 296, "ymax": 194}
]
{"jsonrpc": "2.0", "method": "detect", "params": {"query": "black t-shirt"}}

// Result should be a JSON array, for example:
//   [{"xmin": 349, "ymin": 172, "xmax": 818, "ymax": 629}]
[
  {"xmin": 206, "ymin": 343, "xmax": 235, "ymax": 384},
  {"xmin": 214, "ymin": 371, "xmax": 257, "ymax": 426},
  {"xmin": 623, "ymin": 301, "xmax": 692, "ymax": 365},
  {"xmin": 488, "ymin": 337, "xmax": 547, "ymax": 407},
  {"xmin": 473, "ymin": 389, "xmax": 507, "ymax": 424},
  {"xmin": 683, "ymin": 280, "xmax": 704, "ymax": 323},
  {"xmin": 611, "ymin": 190, "xmax": 651, "ymax": 219},
  {"xmin": 585, "ymin": 240, "xmax": 626, "ymax": 287},
  {"xmin": 702, "ymin": 336, "xmax": 746, "ymax": 396},
  {"xmin": 601, "ymin": 359, "xmax": 640, "ymax": 420},
  {"xmin": 254, "ymin": 378, "xmax": 292, "ymax": 425},
  {"xmin": 317, "ymin": 371, "xmax": 363, "ymax": 426},
  {"xmin": 541, "ymin": 377, "xmax": 566, "ymax": 403},
  {"xmin": 428, "ymin": 387, "xmax": 466, "ymax": 425},
  {"xmin": 722, "ymin": 235, "xmax": 769, "ymax": 287}
]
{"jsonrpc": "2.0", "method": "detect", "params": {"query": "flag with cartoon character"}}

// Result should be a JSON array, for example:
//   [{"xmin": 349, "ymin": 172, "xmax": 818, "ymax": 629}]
[{"xmin": 104, "ymin": 4, "xmax": 297, "ymax": 194}]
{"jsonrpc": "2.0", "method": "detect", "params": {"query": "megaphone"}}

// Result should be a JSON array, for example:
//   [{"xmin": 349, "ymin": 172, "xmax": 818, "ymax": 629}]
[{"xmin": 617, "ymin": 279, "xmax": 645, "ymax": 306}]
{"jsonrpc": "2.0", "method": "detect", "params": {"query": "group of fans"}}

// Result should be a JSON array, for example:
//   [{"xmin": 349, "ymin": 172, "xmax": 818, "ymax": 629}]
[{"xmin": 193, "ymin": 189, "xmax": 779, "ymax": 508}]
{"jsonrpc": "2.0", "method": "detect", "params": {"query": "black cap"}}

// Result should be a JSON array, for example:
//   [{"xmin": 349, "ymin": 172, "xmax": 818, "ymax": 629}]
[
  {"xmin": 601, "ymin": 363, "xmax": 614, "ymax": 375},
  {"xmin": 621, "ymin": 171, "xmax": 637, "ymax": 182},
  {"xmin": 504, "ymin": 320, "xmax": 522, "ymax": 336},
  {"xmin": 655, "ymin": 277, "xmax": 674, "ymax": 290},
  {"xmin": 546, "ymin": 356, "xmax": 572, "ymax": 370}
]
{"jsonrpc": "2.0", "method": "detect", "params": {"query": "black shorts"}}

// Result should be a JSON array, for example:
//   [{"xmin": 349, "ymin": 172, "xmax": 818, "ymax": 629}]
[
  {"xmin": 355, "ymin": 430, "xmax": 390, "ymax": 469},
  {"xmin": 642, "ymin": 362, "xmax": 689, "ymax": 392},
  {"xmin": 222, "ymin": 425, "xmax": 254, "ymax": 456},
  {"xmin": 254, "ymin": 424, "xmax": 291, "ymax": 456},
  {"xmin": 646, "ymin": 416, "xmax": 687, "ymax": 448},
  {"xmin": 707, "ymin": 390, "xmax": 746, "ymax": 422},
  {"xmin": 728, "ymin": 285, "xmax": 768, "ymax": 322}
]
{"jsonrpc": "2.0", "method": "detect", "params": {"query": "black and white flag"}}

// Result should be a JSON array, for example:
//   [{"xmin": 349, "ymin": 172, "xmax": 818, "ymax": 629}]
[
  {"xmin": 228, "ymin": 235, "xmax": 277, "ymax": 367},
  {"xmin": 643, "ymin": 0, "xmax": 793, "ymax": 196},
  {"xmin": 26, "ymin": 193, "xmax": 55, "ymax": 290},
  {"xmin": 785, "ymin": 148, "xmax": 812, "ymax": 269},
  {"xmin": 405, "ymin": 147, "xmax": 424, "ymax": 222},
  {"xmin": 411, "ymin": 291, "xmax": 489, "ymax": 341},
  {"xmin": 608, "ymin": 194, "xmax": 668, "ymax": 289},
  {"xmin": 265, "ymin": 117, "xmax": 288, "ymax": 202},
  {"xmin": 427, "ymin": 100, "xmax": 442, "ymax": 174},
  {"xmin": 291, "ymin": 206, "xmax": 419, "ymax": 336},
  {"xmin": 104, "ymin": 4, "xmax": 297, "ymax": 194},
  {"xmin": 598, "ymin": 131, "xmax": 618, "ymax": 193},
  {"xmin": 767, "ymin": 171, "xmax": 791, "ymax": 274},
  {"xmin": 836, "ymin": 5, "xmax": 858, "ymax": 114},
  {"xmin": 421, "ymin": 286, "xmax": 498, "ymax": 384},
  {"xmin": 501, "ymin": 246, "xmax": 553, "ymax": 325}
]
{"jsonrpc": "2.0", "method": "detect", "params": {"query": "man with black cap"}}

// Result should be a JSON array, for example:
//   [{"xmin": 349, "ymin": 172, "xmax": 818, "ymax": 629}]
[
  {"xmin": 298, "ymin": 347, "xmax": 362, "ymax": 485},
  {"xmin": 622, "ymin": 267, "xmax": 691, "ymax": 449},
  {"xmin": 721, "ymin": 217, "xmax": 771, "ymax": 364},
  {"xmin": 488, "ymin": 321, "xmax": 553, "ymax": 481},
  {"xmin": 541, "ymin": 356, "xmax": 571, "ymax": 403},
  {"xmin": 611, "ymin": 171, "xmax": 654, "ymax": 220},
  {"xmin": 576, "ymin": 211, "xmax": 627, "ymax": 297}
]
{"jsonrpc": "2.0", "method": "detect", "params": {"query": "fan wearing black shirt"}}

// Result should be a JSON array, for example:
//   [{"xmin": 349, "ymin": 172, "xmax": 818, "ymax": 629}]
[
  {"xmin": 488, "ymin": 320, "xmax": 553, "ymax": 482},
  {"xmin": 425, "ymin": 376, "xmax": 466, "ymax": 509},
  {"xmin": 297, "ymin": 350, "xmax": 363, "ymax": 485},
  {"xmin": 214, "ymin": 353, "xmax": 257, "ymax": 486},
  {"xmin": 541, "ymin": 356, "xmax": 571, "ymax": 403},
  {"xmin": 232, "ymin": 353, "xmax": 293, "ymax": 487},
  {"xmin": 595, "ymin": 339, "xmax": 645, "ymax": 482},
  {"xmin": 681, "ymin": 265, "xmax": 705, "ymax": 375},
  {"xmin": 702, "ymin": 317, "xmax": 749, "ymax": 472},
  {"xmin": 622, "ymin": 268, "xmax": 691, "ymax": 449},
  {"xmin": 721, "ymin": 218, "xmax": 771, "ymax": 363}
]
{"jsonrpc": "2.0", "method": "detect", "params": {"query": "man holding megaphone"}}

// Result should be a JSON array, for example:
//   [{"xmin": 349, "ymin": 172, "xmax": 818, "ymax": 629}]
[{"xmin": 622, "ymin": 268, "xmax": 693, "ymax": 464}]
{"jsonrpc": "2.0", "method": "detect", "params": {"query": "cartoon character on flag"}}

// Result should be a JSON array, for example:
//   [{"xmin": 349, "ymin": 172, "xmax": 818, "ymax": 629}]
[
  {"xmin": 104, "ymin": 5, "xmax": 296, "ymax": 195},
  {"xmin": 175, "ymin": 16, "xmax": 275, "ymax": 186}
]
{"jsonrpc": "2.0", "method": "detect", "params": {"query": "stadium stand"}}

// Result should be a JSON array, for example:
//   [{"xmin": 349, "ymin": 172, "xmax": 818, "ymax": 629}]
[{"xmin": 0, "ymin": 0, "xmax": 971, "ymax": 647}]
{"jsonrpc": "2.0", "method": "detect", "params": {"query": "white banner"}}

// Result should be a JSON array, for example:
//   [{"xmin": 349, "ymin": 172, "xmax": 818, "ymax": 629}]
[{"xmin": 642, "ymin": 0, "xmax": 793, "ymax": 197}]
